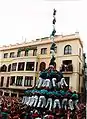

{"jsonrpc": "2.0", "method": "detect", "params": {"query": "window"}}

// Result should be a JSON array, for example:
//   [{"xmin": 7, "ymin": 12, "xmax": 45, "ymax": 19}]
[
  {"xmin": 12, "ymin": 63, "xmax": 17, "ymax": 71},
  {"xmin": 10, "ymin": 52, "xmax": 15, "ymax": 58},
  {"xmin": 33, "ymin": 49, "xmax": 37, "ymax": 56},
  {"xmin": 0, "ymin": 91, "xmax": 3, "ymax": 96},
  {"xmin": 41, "ymin": 48, "xmax": 47, "ymax": 54},
  {"xmin": 1, "ymin": 65, "xmax": 7, "ymax": 72},
  {"xmin": 17, "ymin": 50, "xmax": 21, "ymax": 57},
  {"xmin": 25, "ymin": 50, "xmax": 28, "ymax": 56},
  {"xmin": 25, "ymin": 48, "xmax": 30, "ymax": 56},
  {"xmin": 4, "ymin": 53, "xmax": 8, "ymax": 58},
  {"xmin": 10, "ymin": 76, "xmax": 15, "ymax": 85},
  {"xmin": 34, "ymin": 77, "xmax": 37, "ymax": 87},
  {"xmin": 0, "ymin": 77, "xmax": 4, "ymax": 87},
  {"xmin": 79, "ymin": 75, "xmax": 80, "ymax": 92},
  {"xmin": 39, "ymin": 62, "xmax": 46, "ymax": 71},
  {"xmin": 36, "ymin": 62, "xmax": 38, "ymax": 71},
  {"xmin": 8, "ymin": 64, "xmax": 11, "ymax": 72},
  {"xmin": 4, "ymin": 93, "xmax": 9, "ymax": 96},
  {"xmin": 16, "ymin": 76, "xmax": 23, "ymax": 86},
  {"xmin": 61, "ymin": 60, "xmax": 73, "ymax": 72},
  {"xmin": 21, "ymin": 51, "xmax": 25, "ymax": 57},
  {"xmin": 6, "ymin": 77, "xmax": 10, "ymax": 87},
  {"xmin": 79, "ymin": 62, "xmax": 81, "ymax": 74},
  {"xmin": 64, "ymin": 45, "xmax": 72, "ymax": 55},
  {"xmin": 18, "ymin": 62, "xmax": 25, "ymax": 71},
  {"xmin": 79, "ymin": 48, "xmax": 81, "ymax": 57},
  {"xmin": 24, "ymin": 76, "xmax": 33, "ymax": 86},
  {"xmin": 11, "ymin": 93, "xmax": 17, "ymax": 97},
  {"xmin": 26, "ymin": 62, "xmax": 34, "ymax": 71}
]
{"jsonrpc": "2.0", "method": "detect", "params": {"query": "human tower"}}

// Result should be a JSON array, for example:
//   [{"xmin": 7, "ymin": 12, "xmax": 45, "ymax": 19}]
[{"xmin": 22, "ymin": 9, "xmax": 85, "ymax": 119}]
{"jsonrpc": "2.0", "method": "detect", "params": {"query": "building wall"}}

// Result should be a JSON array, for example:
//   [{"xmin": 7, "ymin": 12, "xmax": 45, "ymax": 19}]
[{"xmin": 0, "ymin": 33, "xmax": 84, "ymax": 97}]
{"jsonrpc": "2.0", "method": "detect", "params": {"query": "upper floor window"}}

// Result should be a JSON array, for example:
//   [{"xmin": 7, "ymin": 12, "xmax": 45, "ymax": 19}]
[
  {"xmin": 39, "ymin": 62, "xmax": 46, "ymax": 71},
  {"xmin": 79, "ymin": 48, "xmax": 81, "ymax": 57},
  {"xmin": 26, "ymin": 62, "xmax": 34, "ymax": 71},
  {"xmin": 12, "ymin": 63, "xmax": 17, "ymax": 71},
  {"xmin": 6, "ymin": 77, "xmax": 10, "ymax": 87},
  {"xmin": 8, "ymin": 64, "xmax": 11, "ymax": 72},
  {"xmin": 61, "ymin": 60, "xmax": 73, "ymax": 72},
  {"xmin": 24, "ymin": 76, "xmax": 33, "ymax": 86},
  {"xmin": 33, "ymin": 49, "xmax": 37, "ymax": 56},
  {"xmin": 64, "ymin": 45, "xmax": 72, "ymax": 55},
  {"xmin": 18, "ymin": 62, "xmax": 25, "ymax": 71},
  {"xmin": 4, "ymin": 53, "xmax": 8, "ymax": 58},
  {"xmin": 1, "ymin": 65, "xmax": 7, "ymax": 72},
  {"xmin": 25, "ymin": 48, "xmax": 30, "ymax": 56},
  {"xmin": 25, "ymin": 50, "xmax": 28, "ymax": 56},
  {"xmin": 17, "ymin": 49, "xmax": 21, "ymax": 57},
  {"xmin": 0, "ymin": 77, "xmax": 4, "ymax": 87},
  {"xmin": 16, "ymin": 76, "xmax": 23, "ymax": 86},
  {"xmin": 41, "ymin": 48, "xmax": 47, "ymax": 55},
  {"xmin": 36, "ymin": 62, "xmax": 38, "ymax": 71},
  {"xmin": 10, "ymin": 52, "xmax": 15, "ymax": 58},
  {"xmin": 79, "ymin": 62, "xmax": 81, "ymax": 74},
  {"xmin": 10, "ymin": 76, "xmax": 15, "ymax": 85}
]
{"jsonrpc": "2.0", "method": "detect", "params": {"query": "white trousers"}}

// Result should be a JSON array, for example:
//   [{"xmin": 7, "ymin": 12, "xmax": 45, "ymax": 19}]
[
  {"xmin": 36, "ymin": 77, "xmax": 44, "ymax": 88},
  {"xmin": 37, "ymin": 96, "xmax": 46, "ymax": 108},
  {"xmin": 22, "ymin": 96, "xmax": 29, "ymax": 104},
  {"xmin": 62, "ymin": 98, "xmax": 68, "ymax": 110},
  {"xmin": 74, "ymin": 99, "xmax": 79, "ymax": 110},
  {"xmin": 68, "ymin": 99, "xmax": 74, "ymax": 110},
  {"xmin": 42, "ymin": 79, "xmax": 51, "ymax": 89},
  {"xmin": 33, "ymin": 95, "xmax": 38, "ymax": 107},
  {"xmin": 45, "ymin": 98, "xmax": 52, "ymax": 111},
  {"xmin": 53, "ymin": 99, "xmax": 61, "ymax": 109},
  {"xmin": 26, "ymin": 96, "xmax": 31, "ymax": 105},
  {"xmin": 58, "ymin": 78, "xmax": 68, "ymax": 88},
  {"xmin": 28, "ymin": 96, "xmax": 35, "ymax": 107},
  {"xmin": 52, "ymin": 78, "xmax": 56, "ymax": 87}
]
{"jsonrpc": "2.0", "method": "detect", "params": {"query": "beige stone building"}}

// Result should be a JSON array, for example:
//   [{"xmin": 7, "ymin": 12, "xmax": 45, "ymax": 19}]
[{"xmin": 0, "ymin": 32, "xmax": 84, "ymax": 97}]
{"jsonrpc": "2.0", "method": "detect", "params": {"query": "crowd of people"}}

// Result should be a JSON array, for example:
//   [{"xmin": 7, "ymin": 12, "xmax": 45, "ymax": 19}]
[
  {"xmin": 0, "ymin": 96, "xmax": 27, "ymax": 119},
  {"xmin": 0, "ymin": 95, "xmax": 86, "ymax": 119}
]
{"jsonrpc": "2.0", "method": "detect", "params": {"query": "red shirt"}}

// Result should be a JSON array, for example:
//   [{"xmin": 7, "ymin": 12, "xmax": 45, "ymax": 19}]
[{"xmin": 47, "ymin": 115, "xmax": 54, "ymax": 119}]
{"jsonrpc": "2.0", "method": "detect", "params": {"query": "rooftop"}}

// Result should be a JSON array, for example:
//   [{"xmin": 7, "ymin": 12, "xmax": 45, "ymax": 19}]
[{"xmin": 0, "ymin": 32, "xmax": 82, "ymax": 51}]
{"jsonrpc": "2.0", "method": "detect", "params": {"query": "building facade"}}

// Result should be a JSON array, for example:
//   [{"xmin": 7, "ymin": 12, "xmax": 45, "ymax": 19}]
[{"xmin": 0, "ymin": 32, "xmax": 84, "ymax": 97}]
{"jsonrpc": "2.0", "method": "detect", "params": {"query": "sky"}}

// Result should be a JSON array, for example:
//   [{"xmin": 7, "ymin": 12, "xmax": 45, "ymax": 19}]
[{"xmin": 0, "ymin": 0, "xmax": 87, "ymax": 57}]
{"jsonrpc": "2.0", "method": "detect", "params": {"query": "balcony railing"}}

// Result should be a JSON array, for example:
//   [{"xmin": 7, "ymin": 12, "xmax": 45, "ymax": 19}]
[{"xmin": 60, "ymin": 64, "xmax": 73, "ymax": 73}]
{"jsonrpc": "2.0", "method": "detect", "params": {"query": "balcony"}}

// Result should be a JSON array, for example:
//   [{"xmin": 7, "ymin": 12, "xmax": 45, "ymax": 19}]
[
  {"xmin": 60, "ymin": 63, "xmax": 73, "ymax": 74},
  {"xmin": 9, "ymin": 85, "xmax": 33, "ymax": 90},
  {"xmin": 9, "ymin": 76, "xmax": 34, "ymax": 89},
  {"xmin": 17, "ymin": 47, "xmax": 37, "ymax": 57}
]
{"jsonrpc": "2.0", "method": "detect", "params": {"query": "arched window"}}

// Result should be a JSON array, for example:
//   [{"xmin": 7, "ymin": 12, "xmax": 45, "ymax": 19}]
[
  {"xmin": 39, "ymin": 62, "xmax": 46, "ymax": 71},
  {"xmin": 64, "ymin": 45, "xmax": 72, "ymax": 55},
  {"xmin": 1, "ymin": 65, "xmax": 7, "ymax": 72},
  {"xmin": 8, "ymin": 64, "xmax": 11, "ymax": 72}
]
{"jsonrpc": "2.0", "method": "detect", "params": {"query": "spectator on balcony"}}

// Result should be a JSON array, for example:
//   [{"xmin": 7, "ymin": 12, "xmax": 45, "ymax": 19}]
[
  {"xmin": 68, "ymin": 63, "xmax": 73, "ymax": 71},
  {"xmin": 61, "ymin": 64, "xmax": 68, "ymax": 72},
  {"xmin": 64, "ymin": 64, "xmax": 68, "ymax": 71}
]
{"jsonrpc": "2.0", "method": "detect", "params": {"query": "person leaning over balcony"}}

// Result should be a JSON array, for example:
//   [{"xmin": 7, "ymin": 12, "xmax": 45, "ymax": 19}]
[
  {"xmin": 68, "ymin": 63, "xmax": 73, "ymax": 71},
  {"xmin": 64, "ymin": 64, "xmax": 68, "ymax": 71},
  {"xmin": 61, "ymin": 64, "xmax": 68, "ymax": 72}
]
